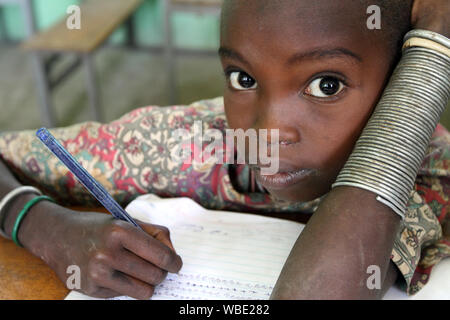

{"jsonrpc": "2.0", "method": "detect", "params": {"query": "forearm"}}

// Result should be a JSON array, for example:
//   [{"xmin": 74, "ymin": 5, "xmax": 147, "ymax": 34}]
[
  {"xmin": 271, "ymin": 186, "xmax": 400, "ymax": 299},
  {"xmin": 272, "ymin": 18, "xmax": 449, "ymax": 299},
  {"xmin": 0, "ymin": 158, "xmax": 72, "ymax": 265},
  {"xmin": 0, "ymin": 158, "xmax": 22, "ymax": 195}
]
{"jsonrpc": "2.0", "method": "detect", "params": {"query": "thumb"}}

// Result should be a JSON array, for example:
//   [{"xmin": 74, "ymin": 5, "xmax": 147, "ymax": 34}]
[{"xmin": 139, "ymin": 222, "xmax": 177, "ymax": 253}]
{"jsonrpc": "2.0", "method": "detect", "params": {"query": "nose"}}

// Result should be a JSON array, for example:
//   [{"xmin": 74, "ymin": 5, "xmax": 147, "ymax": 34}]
[{"xmin": 253, "ymin": 96, "xmax": 302, "ymax": 146}]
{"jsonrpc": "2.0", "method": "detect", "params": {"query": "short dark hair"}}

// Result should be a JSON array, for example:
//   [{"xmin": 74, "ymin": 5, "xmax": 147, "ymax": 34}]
[{"xmin": 221, "ymin": 0, "xmax": 413, "ymax": 60}]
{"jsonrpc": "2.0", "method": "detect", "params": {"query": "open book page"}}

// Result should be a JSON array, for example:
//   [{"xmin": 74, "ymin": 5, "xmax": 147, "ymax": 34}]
[
  {"xmin": 65, "ymin": 194, "xmax": 450, "ymax": 300},
  {"xmin": 66, "ymin": 194, "xmax": 305, "ymax": 300}
]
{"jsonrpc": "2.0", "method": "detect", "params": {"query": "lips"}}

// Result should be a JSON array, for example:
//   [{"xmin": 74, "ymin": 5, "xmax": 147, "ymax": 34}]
[{"xmin": 253, "ymin": 166, "xmax": 316, "ymax": 190}]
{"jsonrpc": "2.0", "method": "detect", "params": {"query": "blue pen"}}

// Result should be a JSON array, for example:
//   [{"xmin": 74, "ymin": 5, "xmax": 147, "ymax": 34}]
[{"xmin": 36, "ymin": 128, "xmax": 143, "ymax": 230}]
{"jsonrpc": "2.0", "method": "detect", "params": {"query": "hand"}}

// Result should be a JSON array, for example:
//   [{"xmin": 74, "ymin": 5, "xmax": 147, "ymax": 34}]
[
  {"xmin": 411, "ymin": 0, "xmax": 449, "ymax": 37},
  {"xmin": 47, "ymin": 211, "xmax": 182, "ymax": 300}
]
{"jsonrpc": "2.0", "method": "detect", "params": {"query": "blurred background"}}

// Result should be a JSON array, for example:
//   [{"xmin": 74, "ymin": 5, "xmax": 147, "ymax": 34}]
[
  {"xmin": 0, "ymin": 0, "xmax": 224, "ymax": 131},
  {"xmin": 0, "ymin": 0, "xmax": 448, "ymax": 132}
]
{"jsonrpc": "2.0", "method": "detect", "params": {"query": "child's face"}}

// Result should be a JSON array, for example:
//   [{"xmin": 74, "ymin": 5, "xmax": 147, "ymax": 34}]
[{"xmin": 219, "ymin": 0, "xmax": 396, "ymax": 202}]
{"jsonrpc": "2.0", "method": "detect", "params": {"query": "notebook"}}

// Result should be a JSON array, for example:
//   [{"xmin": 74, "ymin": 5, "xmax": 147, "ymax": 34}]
[
  {"xmin": 65, "ymin": 194, "xmax": 450, "ymax": 300},
  {"xmin": 65, "ymin": 194, "xmax": 305, "ymax": 300}
]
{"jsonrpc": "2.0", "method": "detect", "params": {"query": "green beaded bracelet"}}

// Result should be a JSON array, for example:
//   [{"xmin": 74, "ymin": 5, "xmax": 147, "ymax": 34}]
[{"xmin": 12, "ymin": 195, "xmax": 55, "ymax": 247}]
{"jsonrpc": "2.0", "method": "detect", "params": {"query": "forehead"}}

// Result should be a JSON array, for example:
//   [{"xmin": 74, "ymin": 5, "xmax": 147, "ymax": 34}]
[
  {"xmin": 222, "ymin": 0, "xmax": 368, "ymax": 32},
  {"xmin": 221, "ymin": 0, "xmax": 379, "ymax": 58}
]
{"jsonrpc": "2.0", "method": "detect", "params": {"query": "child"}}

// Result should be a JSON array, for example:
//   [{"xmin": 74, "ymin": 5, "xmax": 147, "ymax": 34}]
[{"xmin": 0, "ymin": 0, "xmax": 448, "ymax": 299}]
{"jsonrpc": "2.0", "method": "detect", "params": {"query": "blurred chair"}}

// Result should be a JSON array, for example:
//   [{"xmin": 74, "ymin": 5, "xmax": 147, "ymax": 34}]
[
  {"xmin": 0, "ymin": 6, "xmax": 6, "ymax": 42},
  {"xmin": 163, "ymin": 0, "xmax": 222, "ymax": 104},
  {"xmin": 0, "ymin": 0, "xmax": 36, "ymax": 38},
  {"xmin": 21, "ymin": 0, "xmax": 142, "ymax": 127}
]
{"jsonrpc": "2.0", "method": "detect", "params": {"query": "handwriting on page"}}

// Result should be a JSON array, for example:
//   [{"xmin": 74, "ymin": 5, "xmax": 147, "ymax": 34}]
[
  {"xmin": 106, "ymin": 196, "xmax": 305, "ymax": 300},
  {"xmin": 64, "ymin": 195, "xmax": 305, "ymax": 300}
]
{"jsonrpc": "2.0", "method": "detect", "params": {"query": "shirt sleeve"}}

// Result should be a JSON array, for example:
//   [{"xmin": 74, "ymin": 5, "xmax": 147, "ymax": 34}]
[
  {"xmin": 0, "ymin": 98, "xmax": 228, "ymax": 207},
  {"xmin": 390, "ymin": 124, "xmax": 450, "ymax": 295},
  {"xmin": 0, "ymin": 96, "xmax": 320, "ymax": 213}
]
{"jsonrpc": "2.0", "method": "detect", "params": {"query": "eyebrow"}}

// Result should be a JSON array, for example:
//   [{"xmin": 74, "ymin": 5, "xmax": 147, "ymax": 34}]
[
  {"xmin": 218, "ymin": 46, "xmax": 363, "ymax": 66},
  {"xmin": 218, "ymin": 47, "xmax": 251, "ymax": 67},
  {"xmin": 287, "ymin": 47, "xmax": 363, "ymax": 65}
]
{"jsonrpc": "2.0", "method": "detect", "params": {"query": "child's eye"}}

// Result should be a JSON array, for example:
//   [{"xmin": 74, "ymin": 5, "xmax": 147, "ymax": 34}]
[
  {"xmin": 229, "ymin": 71, "xmax": 258, "ymax": 91},
  {"xmin": 304, "ymin": 76, "xmax": 345, "ymax": 98}
]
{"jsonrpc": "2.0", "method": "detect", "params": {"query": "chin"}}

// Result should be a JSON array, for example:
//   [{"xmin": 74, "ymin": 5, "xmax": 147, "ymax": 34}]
[{"xmin": 265, "ymin": 184, "xmax": 329, "ymax": 203}]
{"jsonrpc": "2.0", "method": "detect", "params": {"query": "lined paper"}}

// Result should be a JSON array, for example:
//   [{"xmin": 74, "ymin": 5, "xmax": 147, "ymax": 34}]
[
  {"xmin": 66, "ymin": 194, "xmax": 305, "ymax": 300},
  {"xmin": 66, "ymin": 195, "xmax": 450, "ymax": 300}
]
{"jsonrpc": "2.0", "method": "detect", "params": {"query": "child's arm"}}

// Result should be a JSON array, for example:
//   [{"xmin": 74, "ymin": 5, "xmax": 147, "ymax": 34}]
[
  {"xmin": 271, "ymin": 0, "xmax": 449, "ymax": 299},
  {"xmin": 0, "ymin": 158, "xmax": 182, "ymax": 299},
  {"xmin": 0, "ymin": 99, "xmax": 225, "ymax": 299},
  {"xmin": 0, "ymin": 99, "xmax": 228, "ymax": 208},
  {"xmin": 271, "ymin": 187, "xmax": 400, "ymax": 299}
]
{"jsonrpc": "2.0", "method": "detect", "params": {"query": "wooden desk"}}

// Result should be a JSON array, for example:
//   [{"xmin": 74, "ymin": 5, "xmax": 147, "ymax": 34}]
[
  {"xmin": 0, "ymin": 207, "xmax": 108, "ymax": 300},
  {"xmin": 0, "ymin": 234, "xmax": 68, "ymax": 300},
  {"xmin": 0, "ymin": 206, "xmax": 309, "ymax": 300}
]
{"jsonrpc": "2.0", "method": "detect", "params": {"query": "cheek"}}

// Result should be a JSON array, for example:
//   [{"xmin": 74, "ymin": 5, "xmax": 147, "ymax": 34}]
[
  {"xmin": 308, "ymin": 97, "xmax": 375, "ymax": 172},
  {"xmin": 224, "ymin": 93, "xmax": 256, "ymax": 130},
  {"xmin": 318, "ymin": 129, "xmax": 359, "ymax": 170}
]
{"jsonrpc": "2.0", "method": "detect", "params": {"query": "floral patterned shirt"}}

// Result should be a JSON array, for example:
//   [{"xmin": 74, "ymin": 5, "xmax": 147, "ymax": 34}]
[{"xmin": 0, "ymin": 97, "xmax": 448, "ymax": 295}]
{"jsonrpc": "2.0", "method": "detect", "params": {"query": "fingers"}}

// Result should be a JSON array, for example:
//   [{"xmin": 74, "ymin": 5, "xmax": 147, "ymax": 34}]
[
  {"xmin": 111, "ymin": 248, "xmax": 168, "ymax": 286},
  {"xmin": 97, "ymin": 270, "xmax": 154, "ymax": 300},
  {"xmin": 411, "ymin": 0, "xmax": 449, "ymax": 36},
  {"xmin": 116, "ymin": 221, "xmax": 183, "ymax": 274},
  {"xmin": 140, "ymin": 223, "xmax": 177, "ymax": 252},
  {"xmin": 87, "ymin": 252, "xmax": 155, "ymax": 300},
  {"xmin": 81, "ymin": 220, "xmax": 182, "ymax": 299},
  {"xmin": 105, "ymin": 270, "xmax": 155, "ymax": 300},
  {"xmin": 88, "ymin": 287, "xmax": 122, "ymax": 299}
]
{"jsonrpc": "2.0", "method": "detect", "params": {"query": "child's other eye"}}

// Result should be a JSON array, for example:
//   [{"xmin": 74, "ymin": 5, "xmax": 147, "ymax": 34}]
[
  {"xmin": 229, "ymin": 71, "xmax": 258, "ymax": 91},
  {"xmin": 304, "ymin": 76, "xmax": 345, "ymax": 98}
]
